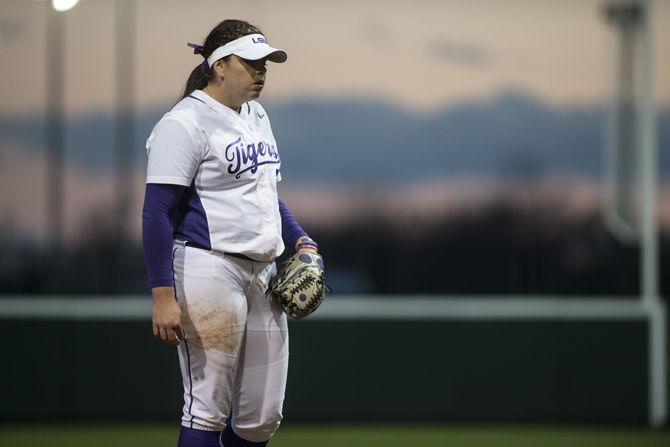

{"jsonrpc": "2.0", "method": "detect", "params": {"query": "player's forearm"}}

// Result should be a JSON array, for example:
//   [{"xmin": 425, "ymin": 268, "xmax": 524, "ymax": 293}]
[{"xmin": 278, "ymin": 198, "xmax": 317, "ymax": 252}]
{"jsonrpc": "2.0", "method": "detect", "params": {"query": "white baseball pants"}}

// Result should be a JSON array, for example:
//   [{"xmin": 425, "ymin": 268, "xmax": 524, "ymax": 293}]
[{"xmin": 172, "ymin": 242, "xmax": 289, "ymax": 443}]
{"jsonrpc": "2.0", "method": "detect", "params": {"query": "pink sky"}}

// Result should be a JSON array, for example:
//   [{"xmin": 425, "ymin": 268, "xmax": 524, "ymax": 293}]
[{"xmin": 4, "ymin": 148, "xmax": 670, "ymax": 245}]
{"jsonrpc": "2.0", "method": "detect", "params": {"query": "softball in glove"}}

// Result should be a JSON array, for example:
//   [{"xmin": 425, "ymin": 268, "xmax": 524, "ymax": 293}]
[{"xmin": 268, "ymin": 251, "xmax": 328, "ymax": 320}]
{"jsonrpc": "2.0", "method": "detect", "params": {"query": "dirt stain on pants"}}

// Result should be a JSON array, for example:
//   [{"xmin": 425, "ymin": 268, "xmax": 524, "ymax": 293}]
[{"xmin": 184, "ymin": 304, "xmax": 244, "ymax": 355}]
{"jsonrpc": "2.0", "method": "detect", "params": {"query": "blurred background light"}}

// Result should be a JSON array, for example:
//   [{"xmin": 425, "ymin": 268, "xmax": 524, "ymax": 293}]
[{"xmin": 51, "ymin": 0, "xmax": 80, "ymax": 13}]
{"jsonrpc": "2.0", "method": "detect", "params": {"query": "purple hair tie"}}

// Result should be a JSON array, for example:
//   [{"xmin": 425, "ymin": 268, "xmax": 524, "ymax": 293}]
[
  {"xmin": 187, "ymin": 42, "xmax": 204, "ymax": 55},
  {"xmin": 187, "ymin": 42, "xmax": 209, "ymax": 70}
]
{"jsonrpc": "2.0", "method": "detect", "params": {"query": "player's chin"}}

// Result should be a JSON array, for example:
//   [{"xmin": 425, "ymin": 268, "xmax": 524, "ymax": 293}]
[{"xmin": 249, "ymin": 83, "xmax": 264, "ymax": 98}]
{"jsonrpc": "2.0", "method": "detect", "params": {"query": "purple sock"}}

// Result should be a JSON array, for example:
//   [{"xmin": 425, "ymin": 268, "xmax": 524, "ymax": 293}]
[
  {"xmin": 177, "ymin": 426, "xmax": 222, "ymax": 447},
  {"xmin": 220, "ymin": 424, "xmax": 268, "ymax": 447}
]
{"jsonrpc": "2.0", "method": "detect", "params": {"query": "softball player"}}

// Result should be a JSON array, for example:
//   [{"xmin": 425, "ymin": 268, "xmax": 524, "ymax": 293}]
[{"xmin": 141, "ymin": 19, "xmax": 318, "ymax": 447}]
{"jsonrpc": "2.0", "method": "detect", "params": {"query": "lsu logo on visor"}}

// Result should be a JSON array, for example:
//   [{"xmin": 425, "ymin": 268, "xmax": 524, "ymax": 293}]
[{"xmin": 252, "ymin": 36, "xmax": 267, "ymax": 44}]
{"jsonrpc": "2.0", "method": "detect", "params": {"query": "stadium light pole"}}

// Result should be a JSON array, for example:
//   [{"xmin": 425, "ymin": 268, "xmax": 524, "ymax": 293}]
[
  {"xmin": 114, "ymin": 0, "xmax": 136, "ymax": 238},
  {"xmin": 602, "ymin": 1, "xmax": 641, "ymax": 241},
  {"xmin": 46, "ymin": 1, "xmax": 79, "ymax": 250},
  {"xmin": 603, "ymin": 0, "xmax": 666, "ymax": 427},
  {"xmin": 638, "ymin": 0, "xmax": 666, "ymax": 428}
]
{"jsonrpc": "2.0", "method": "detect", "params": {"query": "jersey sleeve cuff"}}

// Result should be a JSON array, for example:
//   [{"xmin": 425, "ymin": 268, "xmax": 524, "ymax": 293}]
[
  {"xmin": 149, "ymin": 277, "xmax": 175, "ymax": 288},
  {"xmin": 146, "ymin": 176, "xmax": 192, "ymax": 186}
]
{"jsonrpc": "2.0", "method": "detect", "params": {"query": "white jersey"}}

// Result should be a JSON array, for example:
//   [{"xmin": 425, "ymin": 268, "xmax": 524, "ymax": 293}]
[{"xmin": 146, "ymin": 89, "xmax": 284, "ymax": 261}]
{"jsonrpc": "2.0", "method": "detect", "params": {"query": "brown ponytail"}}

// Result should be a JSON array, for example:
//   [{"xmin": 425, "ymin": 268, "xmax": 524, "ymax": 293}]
[
  {"xmin": 180, "ymin": 19, "xmax": 263, "ymax": 100},
  {"xmin": 181, "ymin": 64, "xmax": 213, "ymax": 100}
]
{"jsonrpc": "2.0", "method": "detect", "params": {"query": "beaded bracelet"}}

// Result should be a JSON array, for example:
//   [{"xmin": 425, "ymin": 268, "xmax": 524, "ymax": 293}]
[{"xmin": 295, "ymin": 237, "xmax": 318, "ymax": 252}]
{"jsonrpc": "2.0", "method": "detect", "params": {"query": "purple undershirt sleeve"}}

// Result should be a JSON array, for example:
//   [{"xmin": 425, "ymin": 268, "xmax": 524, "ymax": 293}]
[
  {"xmin": 142, "ymin": 183, "xmax": 186, "ymax": 288},
  {"xmin": 278, "ymin": 198, "xmax": 309, "ymax": 253}
]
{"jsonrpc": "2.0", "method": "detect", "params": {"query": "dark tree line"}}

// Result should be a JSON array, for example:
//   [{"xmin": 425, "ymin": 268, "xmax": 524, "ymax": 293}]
[
  {"xmin": 314, "ymin": 205, "xmax": 644, "ymax": 296},
  {"xmin": 1, "ymin": 203, "xmax": 668, "ymax": 298}
]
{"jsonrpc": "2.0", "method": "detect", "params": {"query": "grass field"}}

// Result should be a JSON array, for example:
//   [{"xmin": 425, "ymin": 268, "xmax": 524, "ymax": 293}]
[{"xmin": 1, "ymin": 425, "xmax": 670, "ymax": 447}]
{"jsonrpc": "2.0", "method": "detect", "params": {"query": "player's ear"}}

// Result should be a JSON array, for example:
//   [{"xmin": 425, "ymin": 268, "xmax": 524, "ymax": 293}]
[{"xmin": 212, "ymin": 60, "xmax": 225, "ymax": 80}]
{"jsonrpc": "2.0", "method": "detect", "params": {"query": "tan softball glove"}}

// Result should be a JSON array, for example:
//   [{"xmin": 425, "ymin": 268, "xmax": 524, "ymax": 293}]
[{"xmin": 268, "ymin": 251, "xmax": 328, "ymax": 320}]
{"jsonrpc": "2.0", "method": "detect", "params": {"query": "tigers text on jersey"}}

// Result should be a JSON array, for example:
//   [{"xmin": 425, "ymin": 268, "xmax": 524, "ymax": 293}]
[{"xmin": 146, "ymin": 89, "xmax": 284, "ymax": 261}]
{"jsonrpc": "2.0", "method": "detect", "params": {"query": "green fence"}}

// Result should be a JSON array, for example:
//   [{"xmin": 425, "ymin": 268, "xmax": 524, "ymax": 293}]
[{"xmin": 0, "ymin": 296, "xmax": 652, "ymax": 424}]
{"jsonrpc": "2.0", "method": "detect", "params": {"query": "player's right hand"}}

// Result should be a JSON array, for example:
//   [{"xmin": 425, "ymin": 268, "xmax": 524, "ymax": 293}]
[{"xmin": 151, "ymin": 287, "xmax": 184, "ymax": 346}]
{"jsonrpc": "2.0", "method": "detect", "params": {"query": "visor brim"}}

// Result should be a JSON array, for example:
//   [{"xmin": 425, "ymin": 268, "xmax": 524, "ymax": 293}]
[{"xmin": 234, "ymin": 45, "xmax": 287, "ymax": 63}]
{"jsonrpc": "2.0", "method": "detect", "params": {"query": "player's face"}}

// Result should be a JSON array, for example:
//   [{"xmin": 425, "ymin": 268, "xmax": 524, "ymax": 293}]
[{"xmin": 221, "ymin": 55, "xmax": 268, "ymax": 103}]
